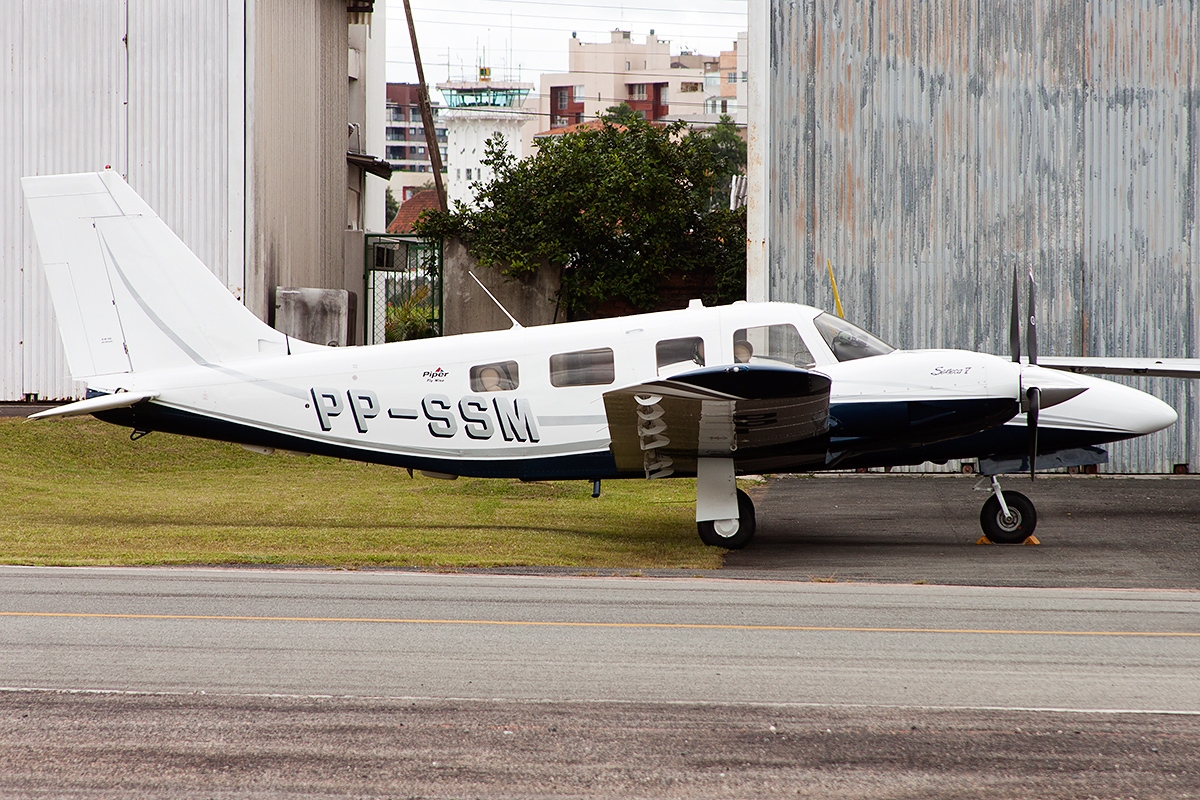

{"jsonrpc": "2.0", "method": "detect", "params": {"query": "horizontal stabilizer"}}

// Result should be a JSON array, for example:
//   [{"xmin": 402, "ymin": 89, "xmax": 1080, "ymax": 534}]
[
  {"xmin": 1039, "ymin": 357, "xmax": 1200, "ymax": 380},
  {"xmin": 28, "ymin": 391, "xmax": 159, "ymax": 420}
]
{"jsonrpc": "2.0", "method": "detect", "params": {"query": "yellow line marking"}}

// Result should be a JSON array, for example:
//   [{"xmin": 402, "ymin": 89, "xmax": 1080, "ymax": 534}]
[{"xmin": 0, "ymin": 611, "xmax": 1197, "ymax": 638}]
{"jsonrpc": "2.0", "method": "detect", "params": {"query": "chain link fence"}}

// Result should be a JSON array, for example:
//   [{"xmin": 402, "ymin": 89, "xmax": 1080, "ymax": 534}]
[{"xmin": 364, "ymin": 235, "xmax": 442, "ymax": 344}]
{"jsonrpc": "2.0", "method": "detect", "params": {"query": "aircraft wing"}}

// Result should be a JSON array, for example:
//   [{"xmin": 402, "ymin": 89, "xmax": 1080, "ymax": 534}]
[
  {"xmin": 1038, "ymin": 357, "xmax": 1200, "ymax": 380},
  {"xmin": 602, "ymin": 364, "xmax": 831, "ymax": 476}
]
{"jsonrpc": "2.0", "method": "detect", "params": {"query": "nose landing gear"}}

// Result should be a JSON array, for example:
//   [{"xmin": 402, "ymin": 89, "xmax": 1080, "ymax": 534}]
[
  {"xmin": 979, "ymin": 475, "xmax": 1038, "ymax": 544},
  {"xmin": 695, "ymin": 458, "xmax": 757, "ymax": 549},
  {"xmin": 698, "ymin": 488, "xmax": 757, "ymax": 549}
]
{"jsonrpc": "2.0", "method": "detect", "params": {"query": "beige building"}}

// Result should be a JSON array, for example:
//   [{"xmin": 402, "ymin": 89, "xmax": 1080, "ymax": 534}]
[
  {"xmin": 537, "ymin": 30, "xmax": 714, "ymax": 131},
  {"xmin": 705, "ymin": 32, "xmax": 748, "ymax": 124}
]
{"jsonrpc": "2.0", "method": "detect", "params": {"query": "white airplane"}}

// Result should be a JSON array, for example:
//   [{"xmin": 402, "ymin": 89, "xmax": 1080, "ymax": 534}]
[{"xmin": 21, "ymin": 171, "xmax": 1196, "ymax": 548}]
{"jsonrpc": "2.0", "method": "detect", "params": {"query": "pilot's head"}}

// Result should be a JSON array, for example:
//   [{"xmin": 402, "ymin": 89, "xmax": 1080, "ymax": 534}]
[
  {"xmin": 733, "ymin": 340, "xmax": 753, "ymax": 363},
  {"xmin": 479, "ymin": 366, "xmax": 503, "ymax": 391}
]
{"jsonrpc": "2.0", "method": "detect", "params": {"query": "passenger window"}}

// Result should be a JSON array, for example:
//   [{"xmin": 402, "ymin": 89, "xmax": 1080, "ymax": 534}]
[
  {"xmin": 469, "ymin": 361, "xmax": 519, "ymax": 392},
  {"xmin": 733, "ymin": 324, "xmax": 814, "ymax": 368},
  {"xmin": 550, "ymin": 348, "xmax": 615, "ymax": 387},
  {"xmin": 656, "ymin": 337, "xmax": 705, "ymax": 375}
]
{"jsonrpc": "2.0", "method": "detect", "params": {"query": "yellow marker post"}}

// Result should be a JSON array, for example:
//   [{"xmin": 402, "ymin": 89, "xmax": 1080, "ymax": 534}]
[{"xmin": 826, "ymin": 258, "xmax": 845, "ymax": 318}]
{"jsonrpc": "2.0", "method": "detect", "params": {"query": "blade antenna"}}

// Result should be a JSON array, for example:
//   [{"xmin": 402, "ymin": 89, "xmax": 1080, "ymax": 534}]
[
  {"xmin": 468, "ymin": 271, "xmax": 523, "ymax": 329},
  {"xmin": 1009, "ymin": 266, "xmax": 1021, "ymax": 363},
  {"xmin": 1026, "ymin": 267, "xmax": 1038, "ymax": 366},
  {"xmin": 826, "ymin": 258, "xmax": 845, "ymax": 319}
]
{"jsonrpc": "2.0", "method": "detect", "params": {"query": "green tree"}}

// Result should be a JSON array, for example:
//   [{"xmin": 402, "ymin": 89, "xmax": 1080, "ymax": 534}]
[
  {"xmin": 692, "ymin": 114, "xmax": 747, "ymax": 211},
  {"xmin": 600, "ymin": 102, "xmax": 641, "ymax": 125},
  {"xmin": 414, "ymin": 117, "xmax": 746, "ymax": 317},
  {"xmin": 385, "ymin": 187, "xmax": 399, "ymax": 228}
]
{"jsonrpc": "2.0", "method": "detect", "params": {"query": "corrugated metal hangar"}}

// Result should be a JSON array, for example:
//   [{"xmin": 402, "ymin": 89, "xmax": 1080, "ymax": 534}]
[
  {"xmin": 2, "ymin": 0, "xmax": 386, "ymax": 402},
  {"xmin": 748, "ymin": 0, "xmax": 1198, "ymax": 473}
]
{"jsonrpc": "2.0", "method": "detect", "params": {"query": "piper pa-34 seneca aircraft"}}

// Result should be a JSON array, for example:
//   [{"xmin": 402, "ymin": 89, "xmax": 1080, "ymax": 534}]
[{"xmin": 22, "ymin": 171, "xmax": 1198, "ymax": 547}]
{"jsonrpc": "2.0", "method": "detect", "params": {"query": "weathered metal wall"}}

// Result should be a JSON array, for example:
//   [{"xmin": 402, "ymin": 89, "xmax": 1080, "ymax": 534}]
[
  {"xmin": 751, "ymin": 0, "xmax": 1199, "ymax": 473},
  {"xmin": 1, "ymin": 0, "xmax": 242, "ymax": 401},
  {"xmin": 245, "ymin": 0, "xmax": 349, "ymax": 323}
]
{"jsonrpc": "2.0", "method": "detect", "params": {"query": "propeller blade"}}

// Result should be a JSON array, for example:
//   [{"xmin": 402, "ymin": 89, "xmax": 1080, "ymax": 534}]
[
  {"xmin": 1010, "ymin": 266, "xmax": 1021, "ymax": 363},
  {"xmin": 1026, "ymin": 386, "xmax": 1041, "ymax": 481},
  {"xmin": 1027, "ymin": 267, "xmax": 1038, "ymax": 366}
]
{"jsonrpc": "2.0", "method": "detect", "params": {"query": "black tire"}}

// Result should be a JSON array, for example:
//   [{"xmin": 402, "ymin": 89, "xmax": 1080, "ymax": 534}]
[
  {"xmin": 979, "ymin": 491, "xmax": 1037, "ymax": 544},
  {"xmin": 697, "ymin": 488, "xmax": 757, "ymax": 549}
]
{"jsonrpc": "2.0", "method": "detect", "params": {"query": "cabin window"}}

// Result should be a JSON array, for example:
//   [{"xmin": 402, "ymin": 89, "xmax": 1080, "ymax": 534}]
[
  {"xmin": 550, "ymin": 348, "xmax": 615, "ymax": 387},
  {"xmin": 656, "ymin": 337, "xmax": 705, "ymax": 375},
  {"xmin": 733, "ymin": 324, "xmax": 814, "ymax": 368},
  {"xmin": 469, "ymin": 361, "xmax": 519, "ymax": 392},
  {"xmin": 813, "ymin": 314, "xmax": 895, "ymax": 362}
]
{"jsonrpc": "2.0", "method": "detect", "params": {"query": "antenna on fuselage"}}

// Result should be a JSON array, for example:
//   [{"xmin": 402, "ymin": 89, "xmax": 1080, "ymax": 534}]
[{"xmin": 468, "ymin": 271, "xmax": 523, "ymax": 329}]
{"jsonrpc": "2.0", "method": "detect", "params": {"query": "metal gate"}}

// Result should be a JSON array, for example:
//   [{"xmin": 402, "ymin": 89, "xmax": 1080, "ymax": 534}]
[{"xmin": 364, "ymin": 235, "xmax": 442, "ymax": 344}]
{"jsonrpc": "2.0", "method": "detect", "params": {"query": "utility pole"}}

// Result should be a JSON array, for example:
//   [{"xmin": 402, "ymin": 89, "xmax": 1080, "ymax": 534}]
[{"xmin": 402, "ymin": 0, "xmax": 447, "ymax": 211}]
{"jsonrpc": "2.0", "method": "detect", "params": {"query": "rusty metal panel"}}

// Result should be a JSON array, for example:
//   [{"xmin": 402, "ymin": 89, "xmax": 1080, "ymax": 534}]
[
  {"xmin": 753, "ymin": 0, "xmax": 1198, "ymax": 473},
  {"xmin": 1080, "ymin": 0, "xmax": 1197, "ymax": 473}
]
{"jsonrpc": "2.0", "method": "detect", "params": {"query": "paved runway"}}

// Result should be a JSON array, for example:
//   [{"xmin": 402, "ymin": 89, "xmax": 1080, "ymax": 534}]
[
  {"xmin": 734, "ymin": 474, "xmax": 1200, "ymax": 588},
  {"xmin": 4, "ymin": 475, "xmax": 1200, "ymax": 797},
  {"xmin": 3, "ymin": 566, "xmax": 1198, "ymax": 712}
]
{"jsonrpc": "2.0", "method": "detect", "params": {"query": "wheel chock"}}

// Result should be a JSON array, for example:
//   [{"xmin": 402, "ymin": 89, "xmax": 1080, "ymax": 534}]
[
  {"xmin": 976, "ymin": 536, "xmax": 993, "ymax": 545},
  {"xmin": 1023, "ymin": 535, "xmax": 1041, "ymax": 545}
]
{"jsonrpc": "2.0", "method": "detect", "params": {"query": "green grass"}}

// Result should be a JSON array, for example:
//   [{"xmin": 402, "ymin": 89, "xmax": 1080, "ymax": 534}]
[{"xmin": 0, "ymin": 417, "xmax": 724, "ymax": 569}]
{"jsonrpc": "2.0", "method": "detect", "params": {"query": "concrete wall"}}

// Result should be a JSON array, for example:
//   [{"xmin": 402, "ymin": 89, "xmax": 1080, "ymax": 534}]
[
  {"xmin": 441, "ymin": 238, "xmax": 561, "ymax": 335},
  {"xmin": 245, "ymin": 0, "xmax": 348, "ymax": 324},
  {"xmin": 748, "ymin": 0, "xmax": 1199, "ymax": 473}
]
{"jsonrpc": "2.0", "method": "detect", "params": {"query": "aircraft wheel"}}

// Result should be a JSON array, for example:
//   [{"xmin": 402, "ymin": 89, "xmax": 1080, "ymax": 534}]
[
  {"xmin": 979, "ymin": 491, "xmax": 1037, "ymax": 544},
  {"xmin": 697, "ymin": 489, "xmax": 756, "ymax": 549}
]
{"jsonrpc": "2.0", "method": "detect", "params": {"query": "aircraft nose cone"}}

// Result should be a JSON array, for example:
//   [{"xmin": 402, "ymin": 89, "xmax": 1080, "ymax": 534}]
[{"xmin": 1128, "ymin": 392, "xmax": 1178, "ymax": 435}]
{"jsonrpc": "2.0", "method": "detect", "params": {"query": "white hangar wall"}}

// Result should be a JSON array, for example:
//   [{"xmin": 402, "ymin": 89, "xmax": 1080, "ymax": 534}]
[
  {"xmin": 1, "ymin": 0, "xmax": 242, "ymax": 402},
  {"xmin": 748, "ymin": 0, "xmax": 1199, "ymax": 473},
  {"xmin": 2, "ymin": 0, "xmax": 372, "ymax": 402}
]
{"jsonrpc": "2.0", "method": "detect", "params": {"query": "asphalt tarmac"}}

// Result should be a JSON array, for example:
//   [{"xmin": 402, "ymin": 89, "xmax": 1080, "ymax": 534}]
[
  {"xmin": 2, "ymin": 563, "xmax": 1199, "ymax": 798},
  {"xmin": 3, "ymin": 472, "xmax": 1200, "ymax": 797},
  {"xmin": 735, "ymin": 473, "xmax": 1200, "ymax": 589}
]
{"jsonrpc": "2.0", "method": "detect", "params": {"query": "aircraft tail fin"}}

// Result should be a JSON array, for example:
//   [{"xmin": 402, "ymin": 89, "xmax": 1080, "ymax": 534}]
[{"xmin": 21, "ymin": 171, "xmax": 294, "ymax": 380}]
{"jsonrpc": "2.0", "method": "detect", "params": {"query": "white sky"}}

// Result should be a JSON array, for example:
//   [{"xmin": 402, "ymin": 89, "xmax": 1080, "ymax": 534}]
[{"xmin": 385, "ymin": 0, "xmax": 748, "ymax": 93}]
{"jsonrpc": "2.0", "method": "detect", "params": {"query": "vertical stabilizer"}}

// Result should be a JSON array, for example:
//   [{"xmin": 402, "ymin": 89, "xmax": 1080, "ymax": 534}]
[{"xmin": 21, "ymin": 171, "xmax": 294, "ymax": 380}]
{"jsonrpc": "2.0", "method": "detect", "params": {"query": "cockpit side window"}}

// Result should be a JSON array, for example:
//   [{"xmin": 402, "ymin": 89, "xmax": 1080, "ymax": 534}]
[
  {"xmin": 655, "ymin": 337, "xmax": 705, "ymax": 375},
  {"xmin": 813, "ymin": 314, "xmax": 895, "ymax": 362},
  {"xmin": 470, "ymin": 361, "xmax": 519, "ymax": 392},
  {"xmin": 732, "ymin": 324, "xmax": 814, "ymax": 368}
]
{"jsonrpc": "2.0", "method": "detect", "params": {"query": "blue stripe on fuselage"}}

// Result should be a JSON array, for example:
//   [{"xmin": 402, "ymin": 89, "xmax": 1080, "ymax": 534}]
[{"xmin": 94, "ymin": 403, "xmax": 621, "ymax": 481}]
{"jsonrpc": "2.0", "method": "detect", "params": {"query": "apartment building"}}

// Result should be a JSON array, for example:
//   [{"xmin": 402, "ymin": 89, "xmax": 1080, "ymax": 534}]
[
  {"xmin": 538, "ymin": 30, "xmax": 715, "ymax": 130},
  {"xmin": 705, "ymin": 32, "xmax": 748, "ymax": 123},
  {"xmin": 384, "ymin": 83, "xmax": 448, "ymax": 201}
]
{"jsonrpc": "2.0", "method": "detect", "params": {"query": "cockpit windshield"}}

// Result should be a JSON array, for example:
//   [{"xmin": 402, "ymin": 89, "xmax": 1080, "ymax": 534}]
[{"xmin": 813, "ymin": 314, "xmax": 895, "ymax": 362}]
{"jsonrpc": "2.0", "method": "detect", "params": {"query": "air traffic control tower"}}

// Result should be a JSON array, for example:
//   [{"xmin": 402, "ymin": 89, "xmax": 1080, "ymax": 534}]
[{"xmin": 437, "ymin": 72, "xmax": 537, "ymax": 207}]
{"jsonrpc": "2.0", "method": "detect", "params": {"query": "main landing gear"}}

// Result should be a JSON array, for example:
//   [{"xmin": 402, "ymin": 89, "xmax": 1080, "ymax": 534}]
[
  {"xmin": 695, "ymin": 458, "xmax": 756, "ymax": 549},
  {"xmin": 979, "ymin": 476, "xmax": 1037, "ymax": 544}
]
